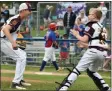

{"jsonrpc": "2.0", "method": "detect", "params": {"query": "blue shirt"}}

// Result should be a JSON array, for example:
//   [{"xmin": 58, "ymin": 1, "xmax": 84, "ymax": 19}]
[
  {"xmin": 60, "ymin": 41, "xmax": 70, "ymax": 52},
  {"xmin": 70, "ymin": 24, "xmax": 85, "ymax": 39},
  {"xmin": 45, "ymin": 30, "xmax": 56, "ymax": 47},
  {"xmin": 73, "ymin": 24, "xmax": 85, "ymax": 36}
]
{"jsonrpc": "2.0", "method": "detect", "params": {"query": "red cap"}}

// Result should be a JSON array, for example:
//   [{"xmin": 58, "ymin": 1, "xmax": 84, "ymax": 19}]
[{"xmin": 49, "ymin": 23, "xmax": 57, "ymax": 31}]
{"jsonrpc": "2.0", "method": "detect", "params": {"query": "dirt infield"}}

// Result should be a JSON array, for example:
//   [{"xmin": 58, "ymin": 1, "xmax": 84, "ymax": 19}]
[
  {"xmin": 1, "ymin": 77, "xmax": 53, "ymax": 84},
  {"xmin": 1, "ymin": 69, "xmax": 111, "ymax": 79},
  {"xmin": 1, "ymin": 69, "xmax": 67, "ymax": 76}
]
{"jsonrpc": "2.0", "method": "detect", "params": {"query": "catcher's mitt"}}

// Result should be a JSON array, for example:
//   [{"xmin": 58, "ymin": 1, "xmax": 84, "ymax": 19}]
[{"xmin": 17, "ymin": 41, "xmax": 26, "ymax": 50}]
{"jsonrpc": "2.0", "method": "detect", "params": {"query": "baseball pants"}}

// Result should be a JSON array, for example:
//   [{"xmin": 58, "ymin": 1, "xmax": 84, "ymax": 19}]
[
  {"xmin": 1, "ymin": 38, "xmax": 26, "ymax": 84},
  {"xmin": 43, "ymin": 47, "xmax": 56, "ymax": 62}
]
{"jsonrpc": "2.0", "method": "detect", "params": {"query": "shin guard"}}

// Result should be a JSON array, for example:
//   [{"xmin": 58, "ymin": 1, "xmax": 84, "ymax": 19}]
[
  {"xmin": 87, "ymin": 69, "xmax": 109, "ymax": 91},
  {"xmin": 56, "ymin": 67, "xmax": 81, "ymax": 91}
]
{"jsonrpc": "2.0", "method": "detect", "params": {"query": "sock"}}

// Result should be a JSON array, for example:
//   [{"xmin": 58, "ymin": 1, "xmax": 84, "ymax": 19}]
[
  {"xmin": 40, "ymin": 60, "xmax": 46, "ymax": 71},
  {"xmin": 52, "ymin": 61, "xmax": 59, "ymax": 70}
]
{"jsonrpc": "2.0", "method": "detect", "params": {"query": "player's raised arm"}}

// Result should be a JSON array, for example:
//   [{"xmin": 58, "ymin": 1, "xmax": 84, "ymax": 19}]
[{"xmin": 70, "ymin": 29, "xmax": 89, "ymax": 43}]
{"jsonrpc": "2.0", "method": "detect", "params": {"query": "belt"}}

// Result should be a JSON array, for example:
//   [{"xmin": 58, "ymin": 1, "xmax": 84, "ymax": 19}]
[{"xmin": 89, "ymin": 46, "xmax": 108, "ymax": 52}]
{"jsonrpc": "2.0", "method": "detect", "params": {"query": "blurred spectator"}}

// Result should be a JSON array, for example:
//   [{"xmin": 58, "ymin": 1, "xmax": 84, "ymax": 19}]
[
  {"xmin": 75, "ymin": 9, "xmax": 88, "ymax": 25},
  {"xmin": 56, "ymin": 18, "xmax": 63, "ymax": 30},
  {"xmin": 0, "ymin": 4, "xmax": 10, "ymax": 24},
  {"xmin": 59, "ymin": 34, "xmax": 70, "ymax": 70},
  {"xmin": 63, "ymin": 6, "xmax": 76, "ymax": 37},
  {"xmin": 19, "ymin": 17, "xmax": 32, "ymax": 38},
  {"xmin": 43, "ymin": 5, "xmax": 53, "ymax": 28},
  {"xmin": 4, "ymin": 6, "xmax": 10, "ymax": 21},
  {"xmin": 97, "ymin": 2, "xmax": 108, "ymax": 26},
  {"xmin": 71, "ymin": 17, "xmax": 85, "ymax": 55},
  {"xmin": 0, "ymin": 4, "xmax": 6, "ymax": 27},
  {"xmin": 103, "ymin": 45, "xmax": 111, "ymax": 71},
  {"xmin": 103, "ymin": 54, "xmax": 111, "ymax": 71},
  {"xmin": 1, "ymin": 3, "xmax": 6, "ymax": 12},
  {"xmin": 0, "ymin": 12, "xmax": 5, "ymax": 27}
]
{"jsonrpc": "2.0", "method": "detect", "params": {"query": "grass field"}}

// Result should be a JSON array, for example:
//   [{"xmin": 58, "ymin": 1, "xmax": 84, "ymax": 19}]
[
  {"xmin": 1, "ymin": 64, "xmax": 111, "ymax": 91},
  {"xmin": 31, "ymin": 29, "xmax": 65, "ymax": 37}
]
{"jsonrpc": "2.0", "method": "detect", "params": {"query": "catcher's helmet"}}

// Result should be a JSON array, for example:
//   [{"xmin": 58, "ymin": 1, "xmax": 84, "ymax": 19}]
[{"xmin": 49, "ymin": 23, "xmax": 57, "ymax": 31}]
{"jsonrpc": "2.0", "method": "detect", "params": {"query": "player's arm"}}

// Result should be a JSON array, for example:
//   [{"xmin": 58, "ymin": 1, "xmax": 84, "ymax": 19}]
[
  {"xmin": 2, "ymin": 19, "xmax": 19, "ymax": 49},
  {"xmin": 70, "ymin": 25, "xmax": 94, "ymax": 43},
  {"xmin": 70, "ymin": 29, "xmax": 89, "ymax": 42},
  {"xmin": 2, "ymin": 25, "xmax": 15, "ymax": 43}
]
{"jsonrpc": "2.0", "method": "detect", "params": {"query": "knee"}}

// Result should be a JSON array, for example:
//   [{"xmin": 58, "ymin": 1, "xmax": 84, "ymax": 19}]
[
  {"xmin": 73, "ymin": 68, "xmax": 81, "ymax": 76},
  {"xmin": 87, "ymin": 69, "xmax": 95, "ymax": 77}
]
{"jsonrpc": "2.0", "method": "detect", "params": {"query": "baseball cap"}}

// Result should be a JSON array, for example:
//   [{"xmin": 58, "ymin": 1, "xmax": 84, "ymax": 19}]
[{"xmin": 19, "ymin": 3, "xmax": 31, "ymax": 12}]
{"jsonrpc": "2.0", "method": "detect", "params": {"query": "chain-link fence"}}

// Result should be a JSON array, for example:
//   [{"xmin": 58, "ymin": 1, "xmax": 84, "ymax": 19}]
[{"xmin": 1, "ymin": 1, "xmax": 111, "ymax": 70}]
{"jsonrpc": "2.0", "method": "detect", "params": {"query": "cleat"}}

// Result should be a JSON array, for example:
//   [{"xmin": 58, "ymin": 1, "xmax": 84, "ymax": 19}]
[
  {"xmin": 20, "ymin": 80, "xmax": 31, "ymax": 86},
  {"xmin": 57, "ymin": 67, "xmax": 62, "ymax": 71},
  {"xmin": 11, "ymin": 82, "xmax": 26, "ymax": 90}
]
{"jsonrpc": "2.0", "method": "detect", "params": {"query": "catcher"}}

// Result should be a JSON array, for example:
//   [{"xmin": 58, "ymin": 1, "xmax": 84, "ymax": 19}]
[{"xmin": 40, "ymin": 22, "xmax": 60, "ymax": 71}]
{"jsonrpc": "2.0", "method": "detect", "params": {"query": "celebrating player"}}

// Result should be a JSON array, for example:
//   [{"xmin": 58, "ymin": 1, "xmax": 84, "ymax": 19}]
[
  {"xmin": 40, "ymin": 22, "xmax": 60, "ymax": 71},
  {"xmin": 56, "ymin": 8, "xmax": 110, "ymax": 91},
  {"xmin": 1, "ymin": 3, "xmax": 32, "ymax": 90}
]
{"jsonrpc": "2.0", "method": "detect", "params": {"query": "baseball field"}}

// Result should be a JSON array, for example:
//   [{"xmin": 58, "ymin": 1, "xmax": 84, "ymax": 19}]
[{"xmin": 1, "ymin": 64, "xmax": 111, "ymax": 90}]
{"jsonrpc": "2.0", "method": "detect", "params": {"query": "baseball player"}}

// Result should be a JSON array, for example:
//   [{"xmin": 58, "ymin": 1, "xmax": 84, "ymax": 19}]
[
  {"xmin": 56, "ymin": 8, "xmax": 110, "ymax": 91},
  {"xmin": 1, "ymin": 3, "xmax": 32, "ymax": 90},
  {"xmin": 40, "ymin": 23, "xmax": 60, "ymax": 71}
]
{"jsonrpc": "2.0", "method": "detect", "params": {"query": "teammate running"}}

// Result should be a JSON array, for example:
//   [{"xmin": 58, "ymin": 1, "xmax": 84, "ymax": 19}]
[{"xmin": 40, "ymin": 22, "xmax": 60, "ymax": 71}]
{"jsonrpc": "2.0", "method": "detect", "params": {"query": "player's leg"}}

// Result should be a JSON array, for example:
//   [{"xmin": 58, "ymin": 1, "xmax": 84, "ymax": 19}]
[
  {"xmin": 1, "ymin": 39, "xmax": 28, "ymax": 89},
  {"xmin": 56, "ymin": 49, "xmax": 96, "ymax": 91},
  {"xmin": 52, "ymin": 48, "xmax": 59, "ymax": 70},
  {"xmin": 87, "ymin": 50, "xmax": 110, "ymax": 91},
  {"xmin": 40, "ymin": 47, "xmax": 52, "ymax": 71},
  {"xmin": 13, "ymin": 49, "xmax": 31, "ymax": 87}
]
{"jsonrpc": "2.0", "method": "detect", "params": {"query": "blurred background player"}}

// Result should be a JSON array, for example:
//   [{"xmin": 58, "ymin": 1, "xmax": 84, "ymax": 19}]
[
  {"xmin": 0, "ymin": 3, "xmax": 32, "ymax": 90},
  {"xmin": 97, "ymin": 2, "xmax": 108, "ymax": 26},
  {"xmin": 43, "ymin": 5, "xmax": 53, "ymax": 29},
  {"xmin": 71, "ymin": 17, "xmax": 85, "ymax": 55},
  {"xmin": 58, "ymin": 34, "xmax": 70, "ymax": 70},
  {"xmin": 40, "ymin": 22, "xmax": 60, "ymax": 71}
]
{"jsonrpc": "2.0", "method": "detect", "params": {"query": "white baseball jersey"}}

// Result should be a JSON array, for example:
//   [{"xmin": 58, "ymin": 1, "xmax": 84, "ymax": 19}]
[
  {"xmin": 1, "ymin": 14, "xmax": 26, "ymax": 84},
  {"xmin": 84, "ymin": 21, "xmax": 108, "ymax": 49},
  {"xmin": 0, "ymin": 14, "xmax": 21, "ymax": 40}
]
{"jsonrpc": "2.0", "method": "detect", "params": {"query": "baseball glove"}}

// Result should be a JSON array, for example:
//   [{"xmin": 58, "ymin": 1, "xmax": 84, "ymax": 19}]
[{"xmin": 16, "ymin": 33, "xmax": 26, "ymax": 50}]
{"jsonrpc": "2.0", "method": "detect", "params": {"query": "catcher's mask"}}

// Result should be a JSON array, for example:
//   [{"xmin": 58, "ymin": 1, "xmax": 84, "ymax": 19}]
[{"xmin": 49, "ymin": 23, "xmax": 57, "ymax": 31}]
